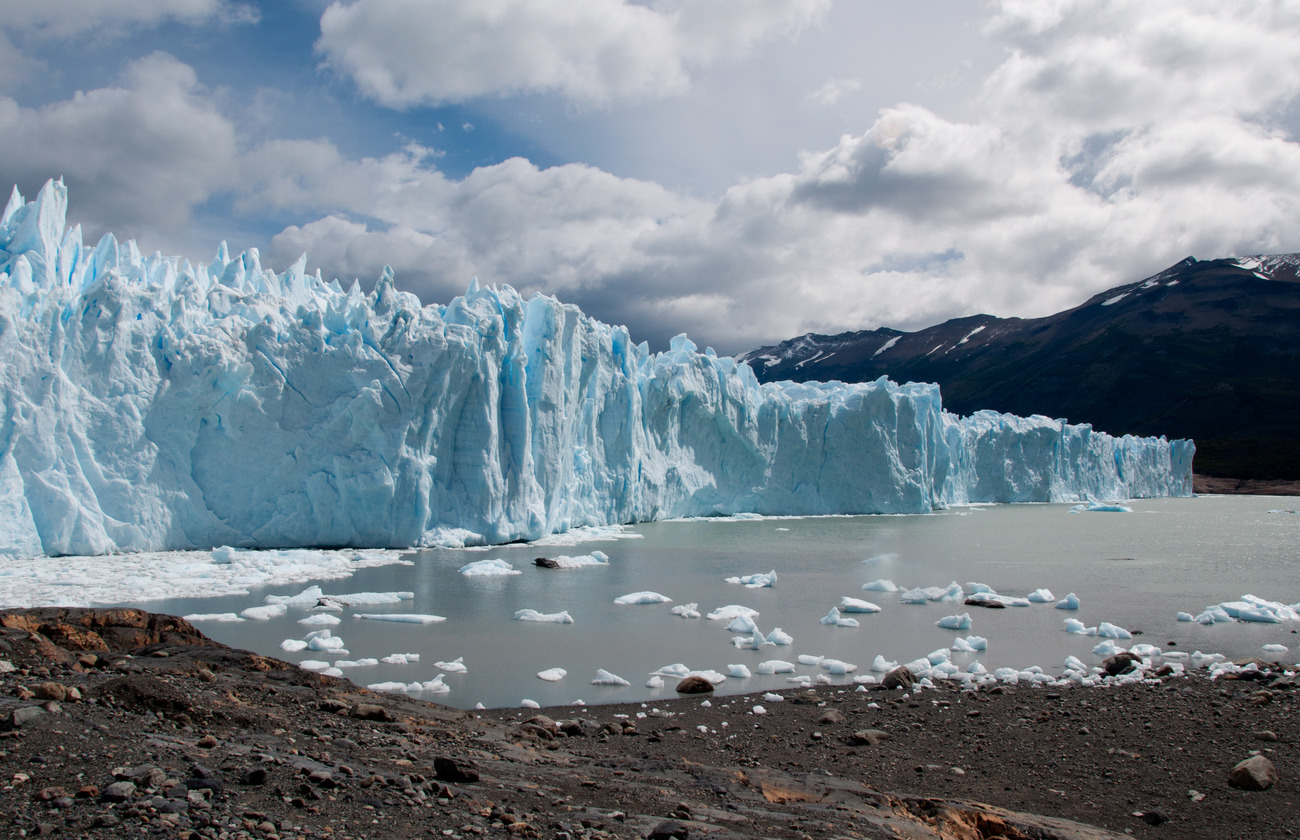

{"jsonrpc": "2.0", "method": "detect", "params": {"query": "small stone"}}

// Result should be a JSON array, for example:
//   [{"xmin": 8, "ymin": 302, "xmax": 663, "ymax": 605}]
[
  {"xmin": 195, "ymin": 734, "xmax": 218, "ymax": 749},
  {"xmin": 350, "ymin": 703, "xmax": 394, "ymax": 722},
  {"xmin": 1228, "ymin": 755, "xmax": 1277, "ymax": 791},
  {"xmin": 675, "ymin": 675, "xmax": 715, "ymax": 694},
  {"xmin": 77, "ymin": 654, "xmax": 99, "ymax": 668},
  {"xmin": 647, "ymin": 820, "xmax": 689, "ymax": 839},
  {"xmin": 196, "ymin": 668, "xmax": 217, "ymax": 683},
  {"xmin": 101, "ymin": 781, "xmax": 137, "ymax": 802},
  {"xmin": 881, "ymin": 666, "xmax": 915, "ymax": 691},
  {"xmin": 8, "ymin": 706, "xmax": 48, "ymax": 728},
  {"xmin": 76, "ymin": 785, "xmax": 99, "ymax": 799},
  {"xmin": 1138, "ymin": 810, "xmax": 1170, "ymax": 825},
  {"xmin": 240, "ymin": 768, "xmax": 269, "ymax": 786},
  {"xmin": 816, "ymin": 710, "xmax": 845, "ymax": 725},
  {"xmin": 844, "ymin": 729, "xmax": 890, "ymax": 746},
  {"xmin": 1254, "ymin": 730, "xmax": 1280, "ymax": 742},
  {"xmin": 434, "ymin": 756, "xmax": 480, "ymax": 784},
  {"xmin": 32, "ymin": 682, "xmax": 69, "ymax": 701},
  {"xmin": 35, "ymin": 786, "xmax": 66, "ymax": 801},
  {"xmin": 523, "ymin": 715, "xmax": 558, "ymax": 735}
]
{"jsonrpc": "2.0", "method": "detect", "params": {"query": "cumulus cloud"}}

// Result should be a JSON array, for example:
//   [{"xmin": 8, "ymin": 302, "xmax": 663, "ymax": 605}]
[
  {"xmin": 315, "ymin": 0, "xmax": 827, "ymax": 106},
  {"xmin": 0, "ymin": 53, "xmax": 237, "ymax": 241}
]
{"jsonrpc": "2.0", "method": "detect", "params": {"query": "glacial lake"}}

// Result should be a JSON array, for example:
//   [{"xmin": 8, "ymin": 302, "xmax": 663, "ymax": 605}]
[{"xmin": 137, "ymin": 495, "xmax": 1300, "ymax": 710}]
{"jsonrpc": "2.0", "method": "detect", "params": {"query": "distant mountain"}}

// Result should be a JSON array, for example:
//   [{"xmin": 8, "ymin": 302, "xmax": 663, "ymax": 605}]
[{"xmin": 740, "ymin": 255, "xmax": 1300, "ymax": 481}]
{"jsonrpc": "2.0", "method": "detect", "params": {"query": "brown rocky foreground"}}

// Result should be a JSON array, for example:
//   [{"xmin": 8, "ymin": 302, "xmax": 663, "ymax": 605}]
[{"xmin": 1, "ymin": 608, "xmax": 1297, "ymax": 840}]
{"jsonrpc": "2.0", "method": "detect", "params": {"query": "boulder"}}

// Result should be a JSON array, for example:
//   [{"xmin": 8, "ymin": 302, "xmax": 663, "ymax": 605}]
[
  {"xmin": 675, "ymin": 676, "xmax": 715, "ymax": 694},
  {"xmin": 1229, "ymin": 755, "xmax": 1277, "ymax": 791},
  {"xmin": 881, "ymin": 666, "xmax": 915, "ymax": 691}
]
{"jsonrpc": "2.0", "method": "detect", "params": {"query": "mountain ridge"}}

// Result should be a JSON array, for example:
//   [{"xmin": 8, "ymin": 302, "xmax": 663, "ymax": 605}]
[{"xmin": 740, "ymin": 255, "xmax": 1300, "ymax": 481}]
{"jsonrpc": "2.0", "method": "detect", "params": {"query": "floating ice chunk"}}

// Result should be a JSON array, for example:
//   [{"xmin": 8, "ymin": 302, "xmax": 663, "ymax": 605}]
[
  {"xmin": 514, "ymin": 609, "xmax": 574, "ymax": 623},
  {"xmin": 298, "ymin": 613, "xmax": 341, "ymax": 627},
  {"xmin": 1064, "ymin": 655, "xmax": 1088, "ymax": 672},
  {"xmin": 763, "ymin": 692, "xmax": 784, "ymax": 702},
  {"xmin": 1095, "ymin": 622, "xmax": 1132, "ymax": 639},
  {"xmin": 966, "ymin": 592, "xmax": 1030, "ymax": 607},
  {"xmin": 1263, "ymin": 644, "xmax": 1289, "ymax": 653},
  {"xmin": 539, "ymin": 551, "xmax": 610, "ymax": 569},
  {"xmin": 821, "ymin": 658, "xmax": 857, "ymax": 675},
  {"xmin": 415, "ymin": 675, "xmax": 450, "ymax": 694},
  {"xmin": 298, "ymin": 660, "xmax": 332, "ymax": 671},
  {"xmin": 333, "ymin": 659, "xmax": 378, "ymax": 669},
  {"xmin": 839, "ymin": 597, "xmax": 881, "ymax": 613},
  {"xmin": 651, "ymin": 664, "xmax": 691, "ymax": 678},
  {"xmin": 354, "ymin": 613, "xmax": 446, "ymax": 624},
  {"xmin": 726, "ymin": 614, "xmax": 759, "ymax": 634},
  {"xmin": 726, "ymin": 570, "xmax": 777, "ymax": 588},
  {"xmin": 645, "ymin": 675, "xmax": 664, "ymax": 688},
  {"xmin": 766, "ymin": 627, "xmax": 794, "ymax": 645},
  {"xmin": 951, "ymin": 635, "xmax": 987, "ymax": 652},
  {"xmin": 863, "ymin": 579, "xmax": 899, "ymax": 592},
  {"xmin": 727, "ymin": 663, "xmax": 752, "ymax": 678},
  {"xmin": 930, "ymin": 582, "xmax": 964, "ymax": 602},
  {"xmin": 435, "ymin": 657, "xmax": 467, "ymax": 673},
  {"xmin": 307, "ymin": 633, "xmax": 346, "ymax": 652},
  {"xmin": 1081, "ymin": 501, "xmax": 1132, "ymax": 512},
  {"xmin": 670, "ymin": 603, "xmax": 701, "ymax": 618},
  {"xmin": 707, "ymin": 605, "xmax": 759, "ymax": 621},
  {"xmin": 592, "ymin": 669, "xmax": 630, "ymax": 686},
  {"xmin": 380, "ymin": 653, "xmax": 419, "ymax": 665},
  {"xmin": 459, "ymin": 558, "xmax": 520, "ymax": 576},
  {"xmin": 1063, "ymin": 618, "xmax": 1096, "ymax": 635},
  {"xmin": 735, "ymin": 630, "xmax": 770, "ymax": 650},
  {"xmin": 797, "ymin": 654, "xmax": 824, "ymax": 666},
  {"xmin": 280, "ymin": 639, "xmax": 309, "ymax": 652},
  {"xmin": 1130, "ymin": 644, "xmax": 1162, "ymax": 657},
  {"xmin": 966, "ymin": 582, "xmax": 995, "ymax": 594},
  {"xmin": 268, "ymin": 587, "xmax": 413, "ymax": 607},
  {"xmin": 926, "ymin": 648, "xmax": 951, "ymax": 665},
  {"xmin": 614, "ymin": 591, "xmax": 671, "ymax": 605},
  {"xmin": 1054, "ymin": 593, "xmax": 1080, "ymax": 610},
  {"xmin": 967, "ymin": 661, "xmax": 987, "ymax": 675},
  {"xmin": 1233, "ymin": 607, "xmax": 1282, "ymax": 623},
  {"xmin": 691, "ymin": 670, "xmax": 728, "ymax": 685},
  {"xmin": 1176, "ymin": 612, "xmax": 1195, "ymax": 622},
  {"xmin": 1026, "ymin": 588, "xmax": 1054, "ymax": 603},
  {"xmin": 898, "ymin": 587, "xmax": 928, "ymax": 604},
  {"xmin": 537, "ymin": 667, "xmax": 567, "ymax": 681},
  {"xmin": 819, "ymin": 607, "xmax": 859, "ymax": 627},
  {"xmin": 755, "ymin": 660, "xmax": 796, "ymax": 675},
  {"xmin": 184, "ymin": 613, "xmax": 244, "ymax": 622},
  {"xmin": 993, "ymin": 667, "xmax": 1020, "ymax": 683},
  {"xmin": 788, "ymin": 674, "xmax": 813, "ymax": 686},
  {"xmin": 520, "ymin": 699, "xmax": 541, "ymax": 709},
  {"xmin": 1092, "ymin": 640, "xmax": 1127, "ymax": 656},
  {"xmin": 1161, "ymin": 651, "xmax": 1189, "ymax": 661},
  {"xmin": 240, "ymin": 604, "xmax": 287, "ymax": 621},
  {"xmin": 936, "ymin": 613, "xmax": 972, "ymax": 630},
  {"xmin": 870, "ymin": 655, "xmax": 898, "ymax": 672}
]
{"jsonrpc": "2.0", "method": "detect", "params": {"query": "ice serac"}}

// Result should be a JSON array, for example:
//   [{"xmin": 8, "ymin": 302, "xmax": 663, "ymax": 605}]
[{"xmin": 0, "ymin": 181, "xmax": 1195, "ymax": 557}]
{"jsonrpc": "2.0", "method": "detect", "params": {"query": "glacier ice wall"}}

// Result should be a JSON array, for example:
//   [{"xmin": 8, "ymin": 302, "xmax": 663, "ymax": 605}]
[{"xmin": 0, "ymin": 181, "xmax": 1194, "ymax": 557}]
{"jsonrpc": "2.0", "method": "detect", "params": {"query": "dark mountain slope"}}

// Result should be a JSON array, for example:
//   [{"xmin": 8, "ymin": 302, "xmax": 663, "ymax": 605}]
[{"xmin": 740, "ymin": 255, "xmax": 1300, "ymax": 480}]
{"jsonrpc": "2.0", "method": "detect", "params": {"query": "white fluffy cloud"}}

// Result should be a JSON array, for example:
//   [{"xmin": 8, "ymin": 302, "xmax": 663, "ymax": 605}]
[
  {"xmin": 315, "ymin": 0, "xmax": 828, "ymax": 106},
  {"xmin": 0, "ymin": 0, "xmax": 255, "ymax": 40}
]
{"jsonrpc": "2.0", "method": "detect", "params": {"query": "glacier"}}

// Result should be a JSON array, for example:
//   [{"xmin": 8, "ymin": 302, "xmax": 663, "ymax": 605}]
[{"xmin": 0, "ymin": 180, "xmax": 1194, "ymax": 559}]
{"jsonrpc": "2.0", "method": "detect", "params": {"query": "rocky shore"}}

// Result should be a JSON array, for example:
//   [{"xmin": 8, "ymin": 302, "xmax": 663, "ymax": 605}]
[{"xmin": 1, "ymin": 608, "xmax": 1296, "ymax": 840}]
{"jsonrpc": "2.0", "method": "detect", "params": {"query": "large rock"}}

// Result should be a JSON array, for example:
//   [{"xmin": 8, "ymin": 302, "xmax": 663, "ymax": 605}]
[
  {"xmin": 1228, "ymin": 755, "xmax": 1278, "ymax": 791},
  {"xmin": 881, "ymin": 666, "xmax": 916, "ymax": 691},
  {"xmin": 675, "ymin": 676, "xmax": 715, "ymax": 694},
  {"xmin": 1102, "ymin": 652, "xmax": 1142, "ymax": 676}
]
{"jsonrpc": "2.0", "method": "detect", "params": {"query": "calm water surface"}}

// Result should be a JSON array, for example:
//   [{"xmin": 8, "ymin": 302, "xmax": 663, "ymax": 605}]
[{"xmin": 140, "ymin": 496, "xmax": 1300, "ymax": 709}]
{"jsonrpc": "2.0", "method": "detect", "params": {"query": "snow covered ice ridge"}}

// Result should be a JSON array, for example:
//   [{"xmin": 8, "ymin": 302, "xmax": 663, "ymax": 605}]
[{"xmin": 0, "ymin": 180, "xmax": 1195, "ymax": 557}]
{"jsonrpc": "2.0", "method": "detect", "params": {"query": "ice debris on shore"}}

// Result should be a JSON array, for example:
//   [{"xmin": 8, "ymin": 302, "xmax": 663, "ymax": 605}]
[{"xmin": 0, "ymin": 180, "xmax": 1193, "ymax": 559}]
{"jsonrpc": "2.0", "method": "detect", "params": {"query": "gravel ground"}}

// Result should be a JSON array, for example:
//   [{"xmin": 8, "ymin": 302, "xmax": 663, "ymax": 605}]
[{"xmin": 2, "ymin": 608, "xmax": 1297, "ymax": 840}]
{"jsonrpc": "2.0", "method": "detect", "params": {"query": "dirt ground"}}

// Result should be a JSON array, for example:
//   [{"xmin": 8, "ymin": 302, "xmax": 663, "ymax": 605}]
[{"xmin": 2, "ymin": 608, "xmax": 1296, "ymax": 840}]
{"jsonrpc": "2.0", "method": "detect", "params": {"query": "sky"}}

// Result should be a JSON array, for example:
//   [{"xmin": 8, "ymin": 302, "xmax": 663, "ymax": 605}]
[{"xmin": 3, "ymin": 1, "xmax": 1300, "ymax": 355}]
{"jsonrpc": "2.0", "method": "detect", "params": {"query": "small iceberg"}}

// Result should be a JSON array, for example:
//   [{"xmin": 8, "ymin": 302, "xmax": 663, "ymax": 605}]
[
  {"xmin": 515, "ymin": 609, "xmax": 574, "ymax": 623},
  {"xmin": 936, "ymin": 613, "xmax": 972, "ymax": 630},
  {"xmin": 670, "ymin": 603, "xmax": 701, "ymax": 618},
  {"xmin": 755, "ymin": 660, "xmax": 796, "ymax": 675},
  {"xmin": 380, "ymin": 653, "xmax": 419, "ymax": 664},
  {"xmin": 726, "ymin": 614, "xmax": 759, "ymax": 633},
  {"xmin": 862, "ymin": 578, "xmax": 898, "ymax": 592},
  {"xmin": 459, "ymin": 558, "xmax": 521, "ymax": 576},
  {"xmin": 614, "ymin": 591, "xmax": 671, "ymax": 605},
  {"xmin": 536, "ymin": 551, "xmax": 610, "ymax": 569},
  {"xmin": 766, "ymin": 627, "xmax": 793, "ymax": 645},
  {"xmin": 353, "ymin": 613, "xmax": 446, "ymax": 624},
  {"xmin": 839, "ymin": 597, "xmax": 881, "ymax": 613},
  {"xmin": 184, "ymin": 613, "xmax": 244, "ymax": 622},
  {"xmin": 298, "ymin": 613, "xmax": 341, "ymax": 627},
  {"xmin": 726, "ymin": 570, "xmax": 777, "ymax": 588},
  {"xmin": 727, "ymin": 663, "xmax": 752, "ymax": 678},
  {"xmin": 240, "ymin": 604, "xmax": 287, "ymax": 621},
  {"xmin": 537, "ymin": 667, "xmax": 567, "ymax": 681},
  {"xmin": 707, "ymin": 605, "xmax": 759, "ymax": 621},
  {"xmin": 1055, "ymin": 592, "xmax": 1080, "ymax": 610},
  {"xmin": 435, "ymin": 657, "xmax": 468, "ymax": 674},
  {"xmin": 591, "ymin": 669, "xmax": 631, "ymax": 686},
  {"xmin": 819, "ymin": 607, "xmax": 859, "ymax": 628},
  {"xmin": 1026, "ymin": 588, "xmax": 1054, "ymax": 603},
  {"xmin": 820, "ymin": 658, "xmax": 857, "ymax": 675}
]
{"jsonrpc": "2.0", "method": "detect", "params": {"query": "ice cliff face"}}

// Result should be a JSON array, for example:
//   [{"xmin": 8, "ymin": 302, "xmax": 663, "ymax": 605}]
[{"xmin": 0, "ymin": 181, "xmax": 1194, "ymax": 558}]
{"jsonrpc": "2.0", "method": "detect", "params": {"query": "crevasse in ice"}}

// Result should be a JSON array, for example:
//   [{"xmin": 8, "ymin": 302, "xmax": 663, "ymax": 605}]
[{"xmin": 0, "ymin": 180, "xmax": 1194, "ymax": 557}]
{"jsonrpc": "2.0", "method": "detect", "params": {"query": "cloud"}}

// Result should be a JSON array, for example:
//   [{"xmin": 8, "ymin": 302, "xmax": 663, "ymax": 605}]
[
  {"xmin": 807, "ymin": 77, "xmax": 861, "ymax": 107},
  {"xmin": 315, "ymin": 0, "xmax": 827, "ymax": 107},
  {"xmin": 0, "ymin": 53, "xmax": 237, "ymax": 241},
  {"xmin": 0, "ymin": 0, "xmax": 257, "ymax": 42}
]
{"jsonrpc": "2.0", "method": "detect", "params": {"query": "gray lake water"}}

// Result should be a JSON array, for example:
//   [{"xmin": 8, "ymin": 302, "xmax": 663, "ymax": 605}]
[{"xmin": 140, "ymin": 495, "xmax": 1300, "ymax": 709}]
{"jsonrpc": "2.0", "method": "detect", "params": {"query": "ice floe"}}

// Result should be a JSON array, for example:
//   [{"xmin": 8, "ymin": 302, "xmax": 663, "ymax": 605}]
[
  {"xmin": 298, "ymin": 614, "xmax": 341, "ymax": 627},
  {"xmin": 1055, "ymin": 593, "xmax": 1080, "ymax": 610},
  {"xmin": 353, "ymin": 613, "xmax": 445, "ymax": 624},
  {"xmin": 1026, "ymin": 588, "xmax": 1054, "ymax": 603},
  {"xmin": 839, "ymin": 597, "xmax": 881, "ymax": 613},
  {"xmin": 726, "ymin": 570, "xmax": 777, "ymax": 588},
  {"xmin": 819, "ymin": 607, "xmax": 859, "ymax": 627},
  {"xmin": 614, "ymin": 591, "xmax": 671, "ymax": 605},
  {"xmin": 459, "ymin": 558, "xmax": 520, "ymax": 576},
  {"xmin": 766, "ymin": 627, "xmax": 794, "ymax": 645},
  {"xmin": 936, "ymin": 613, "xmax": 972, "ymax": 630},
  {"xmin": 184, "ymin": 613, "xmax": 243, "ymax": 623},
  {"xmin": 380, "ymin": 653, "xmax": 419, "ymax": 665},
  {"xmin": 706, "ymin": 605, "xmax": 759, "ymax": 621},
  {"xmin": 591, "ymin": 669, "xmax": 630, "ymax": 686},
  {"xmin": 727, "ymin": 664, "xmax": 752, "ymax": 678},
  {"xmin": 670, "ymin": 603, "xmax": 701, "ymax": 618},
  {"xmin": 537, "ymin": 668, "xmax": 567, "ymax": 681},
  {"xmin": 514, "ymin": 609, "xmax": 574, "ymax": 623},
  {"xmin": 537, "ymin": 551, "xmax": 610, "ymax": 569},
  {"xmin": 435, "ymin": 657, "xmax": 467, "ymax": 673},
  {"xmin": 755, "ymin": 660, "xmax": 796, "ymax": 674},
  {"xmin": 862, "ymin": 578, "xmax": 898, "ymax": 592},
  {"xmin": 240, "ymin": 604, "xmax": 287, "ymax": 621}
]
